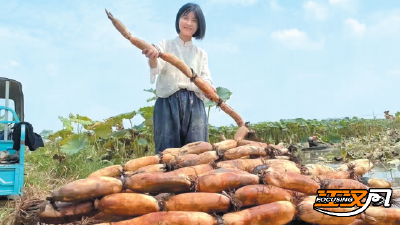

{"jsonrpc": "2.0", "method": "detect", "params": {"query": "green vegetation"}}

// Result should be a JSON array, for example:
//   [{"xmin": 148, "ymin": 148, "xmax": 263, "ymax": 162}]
[{"xmin": 210, "ymin": 116, "xmax": 400, "ymax": 144}]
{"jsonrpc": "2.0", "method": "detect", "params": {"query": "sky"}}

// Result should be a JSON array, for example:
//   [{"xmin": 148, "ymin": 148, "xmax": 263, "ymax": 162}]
[{"xmin": 1, "ymin": 0, "xmax": 399, "ymax": 133}]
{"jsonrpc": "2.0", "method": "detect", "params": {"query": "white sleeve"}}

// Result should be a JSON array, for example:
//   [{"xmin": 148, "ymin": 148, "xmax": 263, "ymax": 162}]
[
  {"xmin": 200, "ymin": 51, "xmax": 213, "ymax": 86},
  {"xmin": 149, "ymin": 40, "xmax": 166, "ymax": 84}
]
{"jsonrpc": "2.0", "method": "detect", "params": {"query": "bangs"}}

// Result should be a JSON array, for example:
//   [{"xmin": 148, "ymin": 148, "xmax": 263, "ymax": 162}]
[{"xmin": 181, "ymin": 7, "xmax": 198, "ymax": 19}]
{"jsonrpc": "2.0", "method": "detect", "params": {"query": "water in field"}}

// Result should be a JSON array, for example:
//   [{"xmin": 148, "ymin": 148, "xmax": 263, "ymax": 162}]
[{"xmin": 299, "ymin": 147, "xmax": 400, "ymax": 206}]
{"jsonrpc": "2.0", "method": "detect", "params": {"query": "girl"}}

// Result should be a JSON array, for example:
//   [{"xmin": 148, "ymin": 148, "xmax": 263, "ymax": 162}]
[{"xmin": 142, "ymin": 3, "xmax": 215, "ymax": 154}]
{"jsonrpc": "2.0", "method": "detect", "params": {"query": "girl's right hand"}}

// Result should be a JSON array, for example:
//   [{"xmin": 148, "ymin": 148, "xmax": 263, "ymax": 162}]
[{"xmin": 142, "ymin": 47, "xmax": 159, "ymax": 59}]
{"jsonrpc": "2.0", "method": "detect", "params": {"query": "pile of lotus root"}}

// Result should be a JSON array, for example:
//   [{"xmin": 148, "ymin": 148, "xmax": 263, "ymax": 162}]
[{"xmin": 38, "ymin": 126, "xmax": 400, "ymax": 225}]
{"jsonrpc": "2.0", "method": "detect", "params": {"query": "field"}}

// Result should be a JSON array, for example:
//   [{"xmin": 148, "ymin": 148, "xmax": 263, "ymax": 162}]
[{"xmin": 0, "ymin": 109, "xmax": 399, "ymax": 224}]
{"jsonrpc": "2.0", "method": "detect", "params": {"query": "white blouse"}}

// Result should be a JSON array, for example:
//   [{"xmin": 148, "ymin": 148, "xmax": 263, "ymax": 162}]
[{"xmin": 149, "ymin": 36, "xmax": 213, "ymax": 101}]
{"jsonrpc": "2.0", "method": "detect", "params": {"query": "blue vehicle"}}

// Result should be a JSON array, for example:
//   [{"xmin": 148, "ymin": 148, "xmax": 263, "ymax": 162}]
[{"xmin": 0, "ymin": 77, "xmax": 26, "ymax": 197}]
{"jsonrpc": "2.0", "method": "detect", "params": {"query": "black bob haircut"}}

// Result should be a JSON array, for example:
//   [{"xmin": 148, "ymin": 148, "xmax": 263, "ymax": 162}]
[{"xmin": 175, "ymin": 3, "xmax": 206, "ymax": 40}]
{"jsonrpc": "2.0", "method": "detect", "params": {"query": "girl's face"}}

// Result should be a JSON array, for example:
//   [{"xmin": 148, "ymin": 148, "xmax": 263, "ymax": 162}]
[{"xmin": 179, "ymin": 11, "xmax": 198, "ymax": 38}]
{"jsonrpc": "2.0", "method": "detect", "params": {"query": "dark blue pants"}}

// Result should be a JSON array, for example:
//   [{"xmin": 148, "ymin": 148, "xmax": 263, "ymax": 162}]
[{"xmin": 153, "ymin": 89, "xmax": 208, "ymax": 154}]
